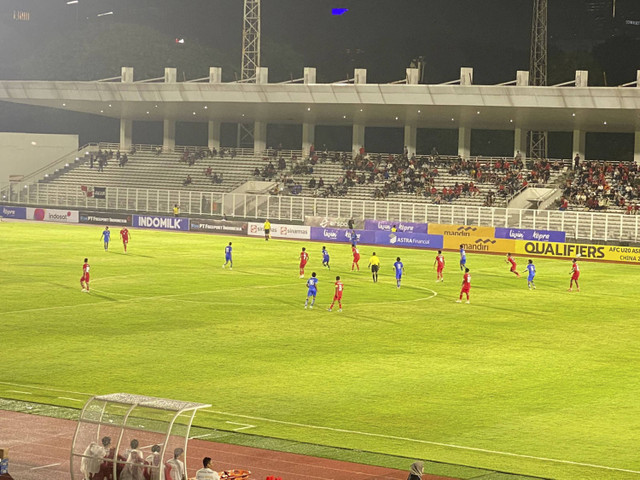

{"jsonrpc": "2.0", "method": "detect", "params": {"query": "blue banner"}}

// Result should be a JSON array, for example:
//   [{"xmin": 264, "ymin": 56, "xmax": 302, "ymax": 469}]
[
  {"xmin": 0, "ymin": 205, "xmax": 27, "ymax": 219},
  {"xmin": 310, "ymin": 227, "xmax": 375, "ymax": 244},
  {"xmin": 133, "ymin": 215, "xmax": 190, "ymax": 231},
  {"xmin": 495, "ymin": 227, "xmax": 566, "ymax": 243},
  {"xmin": 364, "ymin": 219, "xmax": 428, "ymax": 234},
  {"xmin": 374, "ymin": 231, "xmax": 444, "ymax": 249}
]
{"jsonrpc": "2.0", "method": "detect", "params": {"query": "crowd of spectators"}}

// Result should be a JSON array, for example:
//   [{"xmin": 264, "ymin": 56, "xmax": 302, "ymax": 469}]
[
  {"xmin": 89, "ymin": 149, "xmax": 125, "ymax": 172},
  {"xmin": 561, "ymin": 159, "xmax": 640, "ymax": 212}
]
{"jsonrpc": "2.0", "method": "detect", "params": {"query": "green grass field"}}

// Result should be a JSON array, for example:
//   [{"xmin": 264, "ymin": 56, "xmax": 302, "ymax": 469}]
[{"xmin": 2, "ymin": 221, "xmax": 640, "ymax": 480}]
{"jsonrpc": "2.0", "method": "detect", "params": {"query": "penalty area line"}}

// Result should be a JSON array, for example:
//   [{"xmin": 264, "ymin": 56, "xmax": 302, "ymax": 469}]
[{"xmin": 198, "ymin": 409, "xmax": 640, "ymax": 474}]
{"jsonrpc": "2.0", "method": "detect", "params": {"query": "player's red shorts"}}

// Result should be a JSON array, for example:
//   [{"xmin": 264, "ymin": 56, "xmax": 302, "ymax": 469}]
[
  {"xmin": 510, "ymin": 265, "xmax": 517, "ymax": 272},
  {"xmin": 572, "ymin": 272, "xmax": 580, "ymax": 280},
  {"xmin": 333, "ymin": 294, "xmax": 342, "ymax": 301},
  {"xmin": 122, "ymin": 239, "xmax": 128, "ymax": 244},
  {"xmin": 353, "ymin": 255, "xmax": 360, "ymax": 262},
  {"xmin": 437, "ymin": 265, "xmax": 444, "ymax": 273},
  {"xmin": 461, "ymin": 286, "xmax": 470, "ymax": 293},
  {"xmin": 300, "ymin": 261, "xmax": 307, "ymax": 268},
  {"xmin": 81, "ymin": 273, "xmax": 90, "ymax": 282}
]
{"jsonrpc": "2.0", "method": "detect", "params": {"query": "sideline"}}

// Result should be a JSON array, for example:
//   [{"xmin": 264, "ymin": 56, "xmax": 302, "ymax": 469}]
[{"xmin": 1, "ymin": 381, "xmax": 639, "ymax": 475}]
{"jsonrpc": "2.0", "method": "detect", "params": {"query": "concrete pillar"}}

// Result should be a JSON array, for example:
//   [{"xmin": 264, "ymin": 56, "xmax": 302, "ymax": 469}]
[
  {"xmin": 516, "ymin": 71, "xmax": 530, "ymax": 86},
  {"xmin": 256, "ymin": 67, "xmax": 269, "ymax": 84},
  {"xmin": 458, "ymin": 127, "xmax": 471, "ymax": 158},
  {"xmin": 406, "ymin": 68, "xmax": 420, "ymax": 85},
  {"xmin": 460, "ymin": 67, "xmax": 473, "ymax": 85},
  {"xmin": 164, "ymin": 68, "xmax": 177, "ymax": 83},
  {"xmin": 119, "ymin": 118, "xmax": 132, "ymax": 151},
  {"xmin": 404, "ymin": 124, "xmax": 417, "ymax": 156},
  {"xmin": 254, "ymin": 121, "xmax": 267, "ymax": 153},
  {"xmin": 637, "ymin": 70, "xmax": 640, "ymax": 86},
  {"xmin": 304, "ymin": 67, "xmax": 317, "ymax": 84},
  {"xmin": 352, "ymin": 123, "xmax": 365, "ymax": 154},
  {"xmin": 209, "ymin": 67, "xmax": 222, "ymax": 83},
  {"xmin": 354, "ymin": 69, "xmax": 367, "ymax": 84},
  {"xmin": 575, "ymin": 70, "xmax": 589, "ymax": 87},
  {"xmin": 572, "ymin": 129, "xmax": 586, "ymax": 163},
  {"xmin": 302, "ymin": 122, "xmax": 315, "ymax": 156},
  {"xmin": 634, "ymin": 131, "xmax": 640, "ymax": 164},
  {"xmin": 163, "ymin": 119, "xmax": 176, "ymax": 152},
  {"xmin": 514, "ymin": 128, "xmax": 527, "ymax": 161},
  {"xmin": 208, "ymin": 121, "xmax": 221, "ymax": 151},
  {"xmin": 121, "ymin": 67, "xmax": 134, "ymax": 83}
]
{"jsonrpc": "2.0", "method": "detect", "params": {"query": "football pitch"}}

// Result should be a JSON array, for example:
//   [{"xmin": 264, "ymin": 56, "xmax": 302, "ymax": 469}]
[{"xmin": 1, "ymin": 221, "xmax": 639, "ymax": 480}]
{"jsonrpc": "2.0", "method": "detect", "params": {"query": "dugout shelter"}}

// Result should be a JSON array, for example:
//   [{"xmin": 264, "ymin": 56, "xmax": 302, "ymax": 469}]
[{"xmin": 70, "ymin": 393, "xmax": 211, "ymax": 480}]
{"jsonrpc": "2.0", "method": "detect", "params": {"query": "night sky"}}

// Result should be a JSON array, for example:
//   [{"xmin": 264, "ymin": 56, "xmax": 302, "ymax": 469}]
[{"xmin": 1, "ymin": 1, "xmax": 640, "ymax": 154}]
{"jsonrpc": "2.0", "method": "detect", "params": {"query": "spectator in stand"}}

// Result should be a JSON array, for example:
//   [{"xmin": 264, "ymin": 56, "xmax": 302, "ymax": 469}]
[
  {"xmin": 183, "ymin": 175, "xmax": 193, "ymax": 186},
  {"xmin": 204, "ymin": 166, "xmax": 213, "ymax": 177},
  {"xmin": 559, "ymin": 196, "xmax": 569, "ymax": 211},
  {"xmin": 573, "ymin": 153, "xmax": 580, "ymax": 169}
]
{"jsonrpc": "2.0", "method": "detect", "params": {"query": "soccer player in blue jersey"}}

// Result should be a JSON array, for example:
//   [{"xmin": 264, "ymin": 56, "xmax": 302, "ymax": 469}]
[
  {"xmin": 393, "ymin": 257, "xmax": 404, "ymax": 289},
  {"xmin": 350, "ymin": 229, "xmax": 358, "ymax": 247},
  {"xmin": 222, "ymin": 242, "xmax": 233, "ymax": 269},
  {"xmin": 304, "ymin": 272, "xmax": 318, "ymax": 309},
  {"xmin": 322, "ymin": 246, "xmax": 330, "ymax": 269},
  {"xmin": 100, "ymin": 226, "xmax": 111, "ymax": 251},
  {"xmin": 459, "ymin": 244, "xmax": 466, "ymax": 270},
  {"xmin": 523, "ymin": 259, "xmax": 536, "ymax": 289}
]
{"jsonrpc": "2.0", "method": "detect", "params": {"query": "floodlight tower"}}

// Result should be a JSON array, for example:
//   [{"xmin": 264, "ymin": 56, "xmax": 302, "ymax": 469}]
[
  {"xmin": 237, "ymin": 0, "xmax": 261, "ymax": 148},
  {"xmin": 529, "ymin": 0, "xmax": 548, "ymax": 161}
]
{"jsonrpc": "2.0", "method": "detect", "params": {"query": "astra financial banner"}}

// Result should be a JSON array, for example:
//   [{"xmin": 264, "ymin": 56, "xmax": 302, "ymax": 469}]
[
  {"xmin": 133, "ymin": 215, "xmax": 190, "ymax": 231},
  {"xmin": 374, "ymin": 231, "xmax": 443, "ymax": 249},
  {"xmin": 190, "ymin": 218, "xmax": 247, "ymax": 235}
]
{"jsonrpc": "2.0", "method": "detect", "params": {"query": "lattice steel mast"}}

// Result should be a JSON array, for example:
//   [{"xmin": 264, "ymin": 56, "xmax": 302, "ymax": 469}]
[
  {"xmin": 529, "ymin": 0, "xmax": 548, "ymax": 160},
  {"xmin": 237, "ymin": 0, "xmax": 261, "ymax": 148}
]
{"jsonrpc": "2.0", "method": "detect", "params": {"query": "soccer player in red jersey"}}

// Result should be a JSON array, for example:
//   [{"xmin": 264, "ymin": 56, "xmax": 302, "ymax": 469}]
[
  {"xmin": 299, "ymin": 247, "xmax": 309, "ymax": 278},
  {"xmin": 434, "ymin": 250, "xmax": 445, "ymax": 282},
  {"xmin": 351, "ymin": 245, "xmax": 360, "ymax": 271},
  {"xmin": 456, "ymin": 268, "xmax": 471, "ymax": 303},
  {"xmin": 120, "ymin": 227, "xmax": 130, "ymax": 253},
  {"xmin": 80, "ymin": 258, "xmax": 90, "ymax": 293},
  {"xmin": 328, "ymin": 276, "xmax": 343, "ymax": 312},
  {"xmin": 506, "ymin": 253, "xmax": 520, "ymax": 277},
  {"xmin": 568, "ymin": 258, "xmax": 580, "ymax": 292}
]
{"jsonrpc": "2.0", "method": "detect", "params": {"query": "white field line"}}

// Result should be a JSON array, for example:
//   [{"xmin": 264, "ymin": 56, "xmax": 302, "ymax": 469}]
[
  {"xmin": 189, "ymin": 433, "xmax": 215, "ymax": 439},
  {"xmin": 198, "ymin": 408, "xmax": 640, "ymax": 475},
  {"xmin": 225, "ymin": 421, "xmax": 256, "ymax": 431},
  {"xmin": 58, "ymin": 396, "xmax": 82, "ymax": 402},
  {"xmin": 30, "ymin": 463, "xmax": 62, "ymax": 470},
  {"xmin": 0, "ymin": 283, "xmax": 299, "ymax": 316},
  {"xmin": 7, "ymin": 390, "xmax": 32, "ymax": 395}
]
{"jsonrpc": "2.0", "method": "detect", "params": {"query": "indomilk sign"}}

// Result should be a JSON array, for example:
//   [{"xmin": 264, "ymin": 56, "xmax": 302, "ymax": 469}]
[{"xmin": 133, "ymin": 215, "xmax": 190, "ymax": 231}]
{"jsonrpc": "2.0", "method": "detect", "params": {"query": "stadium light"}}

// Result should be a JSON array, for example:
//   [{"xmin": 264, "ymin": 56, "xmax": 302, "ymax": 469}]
[
  {"xmin": 96, "ymin": 11, "xmax": 113, "ymax": 17},
  {"xmin": 66, "ymin": 0, "xmax": 79, "ymax": 4}
]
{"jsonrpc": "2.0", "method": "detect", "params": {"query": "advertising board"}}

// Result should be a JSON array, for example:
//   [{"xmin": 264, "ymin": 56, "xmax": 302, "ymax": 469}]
[
  {"xmin": 248, "ymin": 222, "xmax": 310, "ymax": 240},
  {"xmin": 79, "ymin": 211, "xmax": 131, "ymax": 226},
  {"xmin": 515, "ymin": 240, "xmax": 640, "ymax": 264},
  {"xmin": 428, "ymin": 223, "xmax": 496, "ymax": 238},
  {"xmin": 495, "ymin": 227, "xmax": 565, "ymax": 243},
  {"xmin": 133, "ymin": 215, "xmax": 190, "ymax": 231},
  {"xmin": 190, "ymin": 219, "xmax": 247, "ymax": 235},
  {"xmin": 310, "ymin": 227, "xmax": 375, "ymax": 244},
  {"xmin": 0, "ymin": 205, "xmax": 27, "ymax": 219},
  {"xmin": 444, "ymin": 235, "xmax": 515, "ymax": 253},
  {"xmin": 26, "ymin": 207, "xmax": 79, "ymax": 223},
  {"xmin": 373, "ymin": 231, "xmax": 443, "ymax": 249},
  {"xmin": 364, "ymin": 219, "xmax": 428, "ymax": 234},
  {"xmin": 304, "ymin": 216, "xmax": 364, "ymax": 229}
]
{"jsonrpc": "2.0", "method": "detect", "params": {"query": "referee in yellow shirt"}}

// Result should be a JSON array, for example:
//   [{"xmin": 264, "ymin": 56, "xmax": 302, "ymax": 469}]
[
  {"xmin": 368, "ymin": 252, "xmax": 381, "ymax": 283},
  {"xmin": 263, "ymin": 219, "xmax": 271, "ymax": 241}
]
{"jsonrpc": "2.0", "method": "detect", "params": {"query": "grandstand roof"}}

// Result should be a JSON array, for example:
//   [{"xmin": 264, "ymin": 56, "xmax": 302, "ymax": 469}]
[{"xmin": 1, "ymin": 79, "xmax": 640, "ymax": 133}]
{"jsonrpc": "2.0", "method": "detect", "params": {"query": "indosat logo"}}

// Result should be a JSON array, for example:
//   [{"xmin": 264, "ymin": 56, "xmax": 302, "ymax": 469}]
[{"xmin": 34, "ymin": 208, "xmax": 73, "ymax": 221}]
